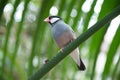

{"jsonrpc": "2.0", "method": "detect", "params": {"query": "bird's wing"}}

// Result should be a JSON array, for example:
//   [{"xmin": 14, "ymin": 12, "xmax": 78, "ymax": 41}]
[{"xmin": 55, "ymin": 30, "xmax": 76, "ymax": 48}]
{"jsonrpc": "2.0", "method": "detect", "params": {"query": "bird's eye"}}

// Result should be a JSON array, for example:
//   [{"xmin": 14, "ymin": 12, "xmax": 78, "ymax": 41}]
[{"xmin": 50, "ymin": 18, "xmax": 60, "ymax": 23}]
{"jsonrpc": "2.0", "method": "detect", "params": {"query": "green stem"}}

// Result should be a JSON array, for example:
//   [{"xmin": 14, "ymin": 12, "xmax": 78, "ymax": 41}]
[
  {"xmin": 112, "ymin": 56, "xmax": 120, "ymax": 80},
  {"xmin": 10, "ymin": 0, "xmax": 30, "ymax": 74},
  {"xmin": 28, "ymin": 5, "xmax": 120, "ymax": 80},
  {"xmin": 1, "ymin": 0, "xmax": 20, "ymax": 75},
  {"xmin": 28, "ymin": 0, "xmax": 55, "ymax": 76},
  {"xmin": 0, "ymin": 0, "xmax": 8, "ymax": 21}
]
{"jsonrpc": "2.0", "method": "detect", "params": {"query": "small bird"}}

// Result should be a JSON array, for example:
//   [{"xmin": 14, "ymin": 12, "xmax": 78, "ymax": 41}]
[{"xmin": 44, "ymin": 16, "xmax": 86, "ymax": 70}]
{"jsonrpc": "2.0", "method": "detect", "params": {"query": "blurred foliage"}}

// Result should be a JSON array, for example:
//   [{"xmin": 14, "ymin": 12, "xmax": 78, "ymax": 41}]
[{"xmin": 0, "ymin": 0, "xmax": 120, "ymax": 80}]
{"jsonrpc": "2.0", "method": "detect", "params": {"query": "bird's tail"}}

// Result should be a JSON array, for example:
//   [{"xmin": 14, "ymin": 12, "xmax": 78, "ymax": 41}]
[
  {"xmin": 77, "ymin": 58, "xmax": 86, "ymax": 70},
  {"xmin": 70, "ymin": 48, "xmax": 86, "ymax": 71}
]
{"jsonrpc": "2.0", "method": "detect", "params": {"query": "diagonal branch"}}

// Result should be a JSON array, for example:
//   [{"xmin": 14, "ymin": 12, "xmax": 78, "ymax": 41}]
[{"xmin": 28, "ymin": 5, "xmax": 120, "ymax": 80}]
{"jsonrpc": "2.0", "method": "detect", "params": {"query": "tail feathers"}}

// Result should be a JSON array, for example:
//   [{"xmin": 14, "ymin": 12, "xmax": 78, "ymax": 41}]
[{"xmin": 77, "ymin": 59, "xmax": 86, "ymax": 71}]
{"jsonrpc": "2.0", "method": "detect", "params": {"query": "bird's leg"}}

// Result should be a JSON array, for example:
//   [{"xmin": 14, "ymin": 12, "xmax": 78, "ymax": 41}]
[
  {"xmin": 70, "ymin": 39, "xmax": 74, "ymax": 43},
  {"xmin": 44, "ymin": 59, "xmax": 49, "ymax": 64},
  {"xmin": 60, "ymin": 48, "xmax": 64, "ymax": 52},
  {"xmin": 59, "ymin": 40, "xmax": 74, "ymax": 53}
]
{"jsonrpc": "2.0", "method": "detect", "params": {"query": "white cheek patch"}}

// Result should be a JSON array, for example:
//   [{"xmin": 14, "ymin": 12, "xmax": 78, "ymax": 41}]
[{"xmin": 50, "ymin": 18, "xmax": 59, "ymax": 23}]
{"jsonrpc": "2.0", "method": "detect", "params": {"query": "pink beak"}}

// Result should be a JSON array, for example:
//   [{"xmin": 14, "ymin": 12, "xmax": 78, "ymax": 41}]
[{"xmin": 44, "ymin": 17, "xmax": 50, "ymax": 23}]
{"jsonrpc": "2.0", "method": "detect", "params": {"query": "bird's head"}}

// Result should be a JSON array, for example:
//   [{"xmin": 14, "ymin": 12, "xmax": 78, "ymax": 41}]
[{"xmin": 44, "ymin": 16, "xmax": 61, "ymax": 25}]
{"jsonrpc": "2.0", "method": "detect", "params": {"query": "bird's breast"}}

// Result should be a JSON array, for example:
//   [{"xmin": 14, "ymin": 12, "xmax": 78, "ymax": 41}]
[
  {"xmin": 51, "ymin": 21, "xmax": 76, "ymax": 48},
  {"xmin": 52, "ymin": 31, "xmax": 76, "ymax": 48},
  {"xmin": 52, "ymin": 25, "xmax": 68, "ymax": 39}
]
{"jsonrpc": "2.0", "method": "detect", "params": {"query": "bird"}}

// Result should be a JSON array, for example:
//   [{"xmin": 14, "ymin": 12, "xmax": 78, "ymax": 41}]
[{"xmin": 44, "ymin": 16, "xmax": 86, "ymax": 70}]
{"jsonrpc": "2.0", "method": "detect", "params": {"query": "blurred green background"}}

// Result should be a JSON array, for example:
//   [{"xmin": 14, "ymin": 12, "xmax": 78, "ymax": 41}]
[{"xmin": 0, "ymin": 0, "xmax": 120, "ymax": 80}]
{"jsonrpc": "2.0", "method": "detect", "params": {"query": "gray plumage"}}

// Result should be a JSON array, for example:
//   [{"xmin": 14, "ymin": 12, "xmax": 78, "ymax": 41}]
[
  {"xmin": 44, "ymin": 16, "xmax": 86, "ymax": 70},
  {"xmin": 51, "ymin": 20, "xmax": 75, "ymax": 48}
]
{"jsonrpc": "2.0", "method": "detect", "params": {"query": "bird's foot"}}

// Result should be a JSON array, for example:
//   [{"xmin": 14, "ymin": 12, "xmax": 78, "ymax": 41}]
[
  {"xmin": 59, "ymin": 48, "xmax": 64, "ymax": 53},
  {"xmin": 44, "ymin": 59, "xmax": 49, "ymax": 64}
]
